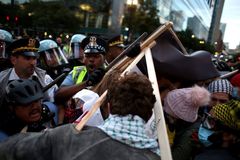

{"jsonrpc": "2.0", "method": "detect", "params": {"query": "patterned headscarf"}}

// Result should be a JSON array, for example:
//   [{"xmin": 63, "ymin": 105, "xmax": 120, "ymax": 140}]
[
  {"xmin": 211, "ymin": 100, "xmax": 240, "ymax": 131},
  {"xmin": 208, "ymin": 79, "xmax": 233, "ymax": 96}
]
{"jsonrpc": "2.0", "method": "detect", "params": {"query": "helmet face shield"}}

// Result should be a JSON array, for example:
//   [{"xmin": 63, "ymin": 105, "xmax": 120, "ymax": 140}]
[
  {"xmin": 0, "ymin": 41, "xmax": 7, "ymax": 59},
  {"xmin": 69, "ymin": 43, "xmax": 83, "ymax": 61},
  {"xmin": 39, "ymin": 47, "xmax": 68, "ymax": 69}
]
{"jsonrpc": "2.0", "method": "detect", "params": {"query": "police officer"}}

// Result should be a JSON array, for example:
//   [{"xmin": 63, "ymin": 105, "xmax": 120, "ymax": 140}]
[
  {"xmin": 0, "ymin": 79, "xmax": 54, "ymax": 141},
  {"xmin": 67, "ymin": 34, "xmax": 86, "ymax": 67},
  {"xmin": 0, "ymin": 38, "xmax": 58, "ymax": 120},
  {"xmin": 38, "ymin": 39, "xmax": 69, "ymax": 79},
  {"xmin": 54, "ymin": 35, "xmax": 107, "ymax": 105},
  {"xmin": 0, "ymin": 29, "xmax": 13, "ymax": 71},
  {"xmin": 105, "ymin": 34, "xmax": 125, "ymax": 65}
]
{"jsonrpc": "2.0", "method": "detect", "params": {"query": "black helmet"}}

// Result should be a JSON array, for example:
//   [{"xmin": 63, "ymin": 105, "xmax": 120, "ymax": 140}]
[{"xmin": 5, "ymin": 79, "xmax": 43, "ymax": 105}]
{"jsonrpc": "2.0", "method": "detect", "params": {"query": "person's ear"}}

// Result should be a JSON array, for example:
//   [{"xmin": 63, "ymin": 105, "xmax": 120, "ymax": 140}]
[{"xmin": 10, "ymin": 55, "xmax": 17, "ymax": 65}]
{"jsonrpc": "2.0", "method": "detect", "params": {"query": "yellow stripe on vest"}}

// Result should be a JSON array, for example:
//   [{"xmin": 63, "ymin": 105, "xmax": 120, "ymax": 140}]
[{"xmin": 72, "ymin": 66, "xmax": 87, "ymax": 84}]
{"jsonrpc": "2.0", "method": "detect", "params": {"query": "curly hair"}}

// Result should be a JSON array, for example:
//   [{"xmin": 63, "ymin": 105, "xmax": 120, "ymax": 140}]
[
  {"xmin": 108, "ymin": 72, "xmax": 156, "ymax": 122},
  {"xmin": 93, "ymin": 69, "xmax": 121, "ymax": 119}
]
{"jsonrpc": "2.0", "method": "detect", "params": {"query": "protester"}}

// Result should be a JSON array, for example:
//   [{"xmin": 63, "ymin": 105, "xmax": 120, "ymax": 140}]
[
  {"xmin": 230, "ymin": 73, "xmax": 240, "ymax": 100},
  {"xmin": 163, "ymin": 85, "xmax": 210, "ymax": 160},
  {"xmin": 207, "ymin": 79, "xmax": 233, "ymax": 108},
  {"xmin": 195, "ymin": 100, "xmax": 240, "ymax": 160},
  {"xmin": 69, "ymin": 69, "xmax": 121, "ymax": 125},
  {"xmin": 93, "ymin": 69, "xmax": 122, "ymax": 119},
  {"xmin": 72, "ymin": 89, "xmax": 102, "ymax": 126},
  {"xmin": 189, "ymin": 78, "xmax": 236, "ymax": 159},
  {"xmin": 0, "ymin": 79, "xmax": 54, "ymax": 141},
  {"xmin": 0, "ymin": 73, "xmax": 160, "ymax": 160}
]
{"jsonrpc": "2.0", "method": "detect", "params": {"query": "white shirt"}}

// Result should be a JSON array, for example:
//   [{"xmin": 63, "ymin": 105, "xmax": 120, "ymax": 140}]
[{"xmin": 8, "ymin": 68, "xmax": 58, "ymax": 102}]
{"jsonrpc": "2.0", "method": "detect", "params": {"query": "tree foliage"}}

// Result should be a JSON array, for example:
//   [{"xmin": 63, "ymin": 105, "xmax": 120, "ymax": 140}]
[
  {"xmin": 122, "ymin": 0, "xmax": 160, "ymax": 37},
  {"xmin": 177, "ymin": 29, "xmax": 216, "ymax": 54},
  {"xmin": 22, "ymin": 0, "xmax": 80, "ymax": 33},
  {"xmin": 0, "ymin": 0, "xmax": 81, "ymax": 36}
]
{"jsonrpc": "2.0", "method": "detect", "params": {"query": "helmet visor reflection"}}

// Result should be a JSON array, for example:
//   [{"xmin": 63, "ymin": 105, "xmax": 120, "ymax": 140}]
[
  {"xmin": 0, "ymin": 41, "xmax": 7, "ymax": 59},
  {"xmin": 69, "ymin": 43, "xmax": 83, "ymax": 60},
  {"xmin": 40, "ymin": 47, "xmax": 68, "ymax": 68}
]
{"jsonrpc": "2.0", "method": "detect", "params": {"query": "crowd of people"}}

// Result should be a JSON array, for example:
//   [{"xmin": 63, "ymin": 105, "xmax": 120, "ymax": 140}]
[{"xmin": 0, "ymin": 27, "xmax": 239, "ymax": 160}]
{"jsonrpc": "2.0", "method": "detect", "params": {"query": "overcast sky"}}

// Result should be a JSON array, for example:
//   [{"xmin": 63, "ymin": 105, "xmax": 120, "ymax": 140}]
[{"xmin": 221, "ymin": 0, "xmax": 240, "ymax": 49}]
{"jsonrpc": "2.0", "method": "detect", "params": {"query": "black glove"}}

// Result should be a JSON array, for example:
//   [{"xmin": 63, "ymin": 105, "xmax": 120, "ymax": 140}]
[
  {"xmin": 86, "ymin": 67, "xmax": 105, "ymax": 86},
  {"xmin": 126, "ymin": 42, "xmax": 141, "ymax": 58}
]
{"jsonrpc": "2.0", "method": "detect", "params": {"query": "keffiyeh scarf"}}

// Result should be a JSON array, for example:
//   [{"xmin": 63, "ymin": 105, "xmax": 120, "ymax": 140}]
[{"xmin": 98, "ymin": 114, "xmax": 160, "ymax": 155}]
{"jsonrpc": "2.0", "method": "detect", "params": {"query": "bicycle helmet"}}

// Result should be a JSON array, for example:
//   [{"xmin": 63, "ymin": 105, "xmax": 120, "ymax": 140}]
[{"xmin": 5, "ymin": 79, "xmax": 43, "ymax": 105}]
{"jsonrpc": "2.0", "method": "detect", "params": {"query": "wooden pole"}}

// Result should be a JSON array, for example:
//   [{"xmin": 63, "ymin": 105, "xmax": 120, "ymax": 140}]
[
  {"xmin": 168, "ymin": 28, "xmax": 188, "ymax": 55},
  {"xmin": 141, "ymin": 22, "xmax": 173, "ymax": 49},
  {"xmin": 145, "ymin": 47, "xmax": 172, "ymax": 160},
  {"xmin": 220, "ymin": 69, "xmax": 239, "ymax": 79}
]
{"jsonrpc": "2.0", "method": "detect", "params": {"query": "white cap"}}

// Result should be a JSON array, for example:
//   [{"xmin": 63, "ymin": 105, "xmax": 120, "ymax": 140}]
[{"xmin": 73, "ymin": 89, "xmax": 104, "ymax": 126}]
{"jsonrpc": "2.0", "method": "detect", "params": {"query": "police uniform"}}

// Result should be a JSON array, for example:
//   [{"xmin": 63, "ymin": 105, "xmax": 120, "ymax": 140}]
[
  {"xmin": 60, "ymin": 36, "xmax": 107, "ymax": 86},
  {"xmin": 0, "ymin": 38, "xmax": 58, "ymax": 104},
  {"xmin": 108, "ymin": 34, "xmax": 125, "ymax": 48},
  {"xmin": 0, "ymin": 38, "xmax": 60, "ymax": 138},
  {"xmin": 105, "ymin": 34, "xmax": 125, "ymax": 65}
]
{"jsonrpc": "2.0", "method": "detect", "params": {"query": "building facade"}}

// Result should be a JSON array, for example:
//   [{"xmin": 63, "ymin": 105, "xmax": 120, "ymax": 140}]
[
  {"xmin": 207, "ymin": 0, "xmax": 225, "ymax": 44},
  {"xmin": 155, "ymin": 0, "xmax": 214, "ymax": 40}
]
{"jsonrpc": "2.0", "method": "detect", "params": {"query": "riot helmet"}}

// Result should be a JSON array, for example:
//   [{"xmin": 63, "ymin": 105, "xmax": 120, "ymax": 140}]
[
  {"xmin": 5, "ymin": 79, "xmax": 43, "ymax": 105},
  {"xmin": 0, "ymin": 29, "xmax": 13, "ymax": 60},
  {"xmin": 38, "ymin": 39, "xmax": 68, "ymax": 69},
  {"xmin": 69, "ymin": 34, "xmax": 86, "ymax": 61}
]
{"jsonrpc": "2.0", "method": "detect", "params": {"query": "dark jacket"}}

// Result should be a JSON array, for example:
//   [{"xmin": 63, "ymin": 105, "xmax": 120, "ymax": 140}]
[
  {"xmin": 171, "ymin": 120, "xmax": 201, "ymax": 160},
  {"xmin": 0, "ymin": 124, "xmax": 160, "ymax": 160}
]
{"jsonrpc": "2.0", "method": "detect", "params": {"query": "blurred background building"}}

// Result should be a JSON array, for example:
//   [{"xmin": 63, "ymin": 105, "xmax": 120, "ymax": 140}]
[
  {"xmin": 155, "ymin": 0, "xmax": 215, "ymax": 41},
  {"xmin": 0, "ymin": 0, "xmax": 227, "ymax": 53}
]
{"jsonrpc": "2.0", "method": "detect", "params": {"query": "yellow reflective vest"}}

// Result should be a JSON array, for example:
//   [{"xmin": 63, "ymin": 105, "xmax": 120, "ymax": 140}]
[{"xmin": 72, "ymin": 66, "xmax": 87, "ymax": 84}]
